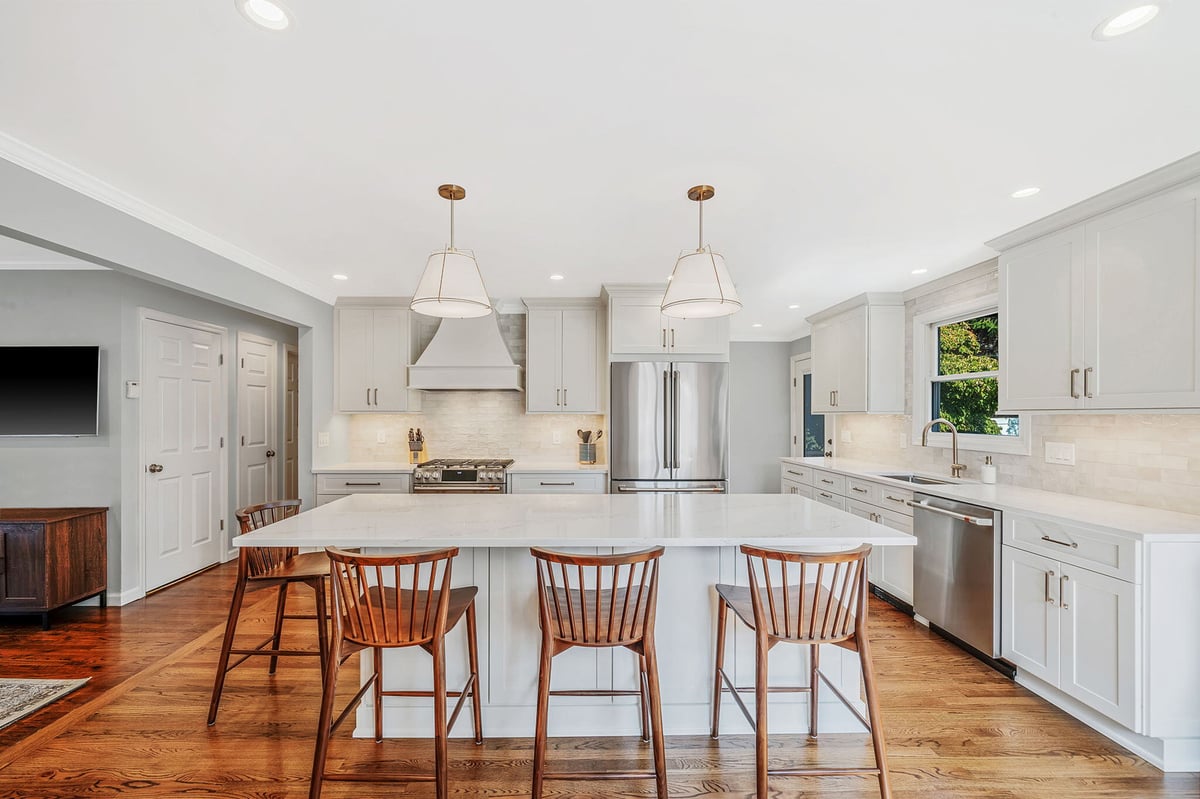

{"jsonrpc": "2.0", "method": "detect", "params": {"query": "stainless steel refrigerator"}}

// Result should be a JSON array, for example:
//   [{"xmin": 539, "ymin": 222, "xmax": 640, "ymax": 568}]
[{"xmin": 609, "ymin": 361, "xmax": 728, "ymax": 494}]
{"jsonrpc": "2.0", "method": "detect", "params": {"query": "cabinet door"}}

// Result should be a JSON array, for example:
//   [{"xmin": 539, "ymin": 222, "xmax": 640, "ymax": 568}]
[
  {"xmin": 560, "ymin": 309, "xmax": 600, "ymax": 411},
  {"xmin": 610, "ymin": 296, "xmax": 668, "ymax": 355},
  {"xmin": 999, "ymin": 226, "xmax": 1086, "ymax": 411},
  {"xmin": 1084, "ymin": 184, "xmax": 1200, "ymax": 409},
  {"xmin": 876, "ymin": 511, "xmax": 914, "ymax": 603},
  {"xmin": 525, "ymin": 309, "xmax": 563, "ymax": 413},
  {"xmin": 336, "ymin": 309, "xmax": 373, "ymax": 412},
  {"xmin": 1001, "ymin": 546, "xmax": 1060, "ymax": 684},
  {"xmin": 0, "ymin": 524, "xmax": 46, "ymax": 608},
  {"xmin": 831, "ymin": 305, "xmax": 869, "ymax": 412},
  {"xmin": 813, "ymin": 489, "xmax": 845, "ymax": 510},
  {"xmin": 1059, "ymin": 565, "xmax": 1139, "ymax": 729},
  {"xmin": 370, "ymin": 309, "xmax": 410, "ymax": 411},
  {"xmin": 809, "ymin": 319, "xmax": 838, "ymax": 413},
  {"xmin": 668, "ymin": 316, "xmax": 728, "ymax": 356}
]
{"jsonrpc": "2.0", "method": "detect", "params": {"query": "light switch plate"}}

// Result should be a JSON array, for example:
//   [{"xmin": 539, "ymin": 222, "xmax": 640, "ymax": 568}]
[
  {"xmin": 376, "ymin": 431, "xmax": 388, "ymax": 444},
  {"xmin": 1044, "ymin": 441, "xmax": 1075, "ymax": 466},
  {"xmin": 552, "ymin": 430, "xmax": 562, "ymax": 445},
  {"xmin": 318, "ymin": 432, "xmax": 330, "ymax": 448},
  {"xmin": 841, "ymin": 429, "xmax": 853, "ymax": 443},
  {"xmin": 124, "ymin": 380, "xmax": 140, "ymax": 398}
]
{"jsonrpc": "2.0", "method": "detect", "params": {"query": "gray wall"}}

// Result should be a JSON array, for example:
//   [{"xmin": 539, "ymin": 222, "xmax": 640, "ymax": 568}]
[
  {"xmin": 789, "ymin": 335, "xmax": 811, "ymax": 356},
  {"xmin": 0, "ymin": 269, "xmax": 298, "ymax": 602},
  {"xmin": 728, "ymin": 342, "xmax": 792, "ymax": 493}
]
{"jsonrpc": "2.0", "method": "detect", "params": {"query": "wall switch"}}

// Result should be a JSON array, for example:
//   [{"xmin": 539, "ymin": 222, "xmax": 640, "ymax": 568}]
[
  {"xmin": 376, "ymin": 431, "xmax": 388, "ymax": 444},
  {"xmin": 318, "ymin": 432, "xmax": 330, "ymax": 448},
  {"xmin": 841, "ymin": 429, "xmax": 853, "ymax": 444},
  {"xmin": 552, "ymin": 430, "xmax": 562, "ymax": 445},
  {"xmin": 1044, "ymin": 441, "xmax": 1075, "ymax": 466},
  {"xmin": 124, "ymin": 380, "xmax": 140, "ymax": 399}
]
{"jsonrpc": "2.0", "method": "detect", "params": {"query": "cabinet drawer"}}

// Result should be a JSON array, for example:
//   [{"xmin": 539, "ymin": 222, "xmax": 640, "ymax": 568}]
[
  {"xmin": 812, "ymin": 471, "xmax": 847, "ymax": 495},
  {"xmin": 813, "ymin": 489, "xmax": 846, "ymax": 510},
  {"xmin": 316, "ymin": 473, "xmax": 412, "ymax": 494},
  {"xmin": 1005, "ymin": 514, "xmax": 1139, "ymax": 583},
  {"xmin": 510, "ymin": 473, "xmax": 607, "ymax": 494},
  {"xmin": 845, "ymin": 477, "xmax": 880, "ymax": 505},
  {"xmin": 874, "ymin": 485, "xmax": 914, "ymax": 515},
  {"xmin": 779, "ymin": 463, "xmax": 813, "ymax": 485}
]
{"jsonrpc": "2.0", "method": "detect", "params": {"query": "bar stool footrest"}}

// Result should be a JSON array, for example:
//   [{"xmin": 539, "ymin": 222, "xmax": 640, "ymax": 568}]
[
  {"xmin": 769, "ymin": 767, "xmax": 882, "ymax": 777},
  {"xmin": 543, "ymin": 770, "xmax": 659, "ymax": 781}
]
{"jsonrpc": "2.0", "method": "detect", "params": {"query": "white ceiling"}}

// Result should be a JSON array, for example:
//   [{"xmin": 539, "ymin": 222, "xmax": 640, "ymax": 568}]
[{"xmin": 1, "ymin": 2, "xmax": 1199, "ymax": 340}]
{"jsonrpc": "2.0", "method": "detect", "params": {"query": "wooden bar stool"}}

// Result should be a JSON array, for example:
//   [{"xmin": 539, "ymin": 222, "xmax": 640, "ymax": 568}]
[
  {"xmin": 530, "ymin": 546, "xmax": 667, "ymax": 799},
  {"xmin": 309, "ymin": 546, "xmax": 482, "ymax": 799},
  {"xmin": 208, "ymin": 499, "xmax": 329, "ymax": 725},
  {"xmin": 711, "ymin": 544, "xmax": 892, "ymax": 799}
]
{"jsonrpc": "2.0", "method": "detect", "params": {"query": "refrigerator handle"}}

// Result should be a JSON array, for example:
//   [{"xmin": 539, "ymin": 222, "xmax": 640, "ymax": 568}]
[
  {"xmin": 672, "ymin": 370, "xmax": 680, "ymax": 469},
  {"xmin": 662, "ymin": 370, "xmax": 671, "ymax": 470}
]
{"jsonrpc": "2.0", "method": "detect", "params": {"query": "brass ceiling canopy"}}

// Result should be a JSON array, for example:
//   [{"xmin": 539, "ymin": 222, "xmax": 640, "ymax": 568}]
[
  {"xmin": 686, "ymin": 185, "xmax": 716, "ymax": 202},
  {"xmin": 437, "ymin": 184, "xmax": 466, "ymax": 201}
]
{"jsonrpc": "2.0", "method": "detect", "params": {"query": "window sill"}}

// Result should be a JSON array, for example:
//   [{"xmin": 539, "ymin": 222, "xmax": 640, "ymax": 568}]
[{"xmin": 910, "ymin": 430, "xmax": 1031, "ymax": 456}]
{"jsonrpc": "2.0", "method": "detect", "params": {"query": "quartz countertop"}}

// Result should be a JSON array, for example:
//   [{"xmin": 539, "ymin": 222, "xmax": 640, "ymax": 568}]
[
  {"xmin": 234, "ymin": 492, "xmax": 915, "ymax": 550},
  {"xmin": 313, "ymin": 462, "xmax": 415, "ymax": 473},
  {"xmin": 507, "ymin": 460, "xmax": 608, "ymax": 474},
  {"xmin": 782, "ymin": 456, "xmax": 1200, "ymax": 541}
]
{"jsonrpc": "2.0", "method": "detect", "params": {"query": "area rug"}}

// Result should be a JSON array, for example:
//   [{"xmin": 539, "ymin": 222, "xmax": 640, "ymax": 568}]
[{"xmin": 0, "ymin": 678, "xmax": 89, "ymax": 731}]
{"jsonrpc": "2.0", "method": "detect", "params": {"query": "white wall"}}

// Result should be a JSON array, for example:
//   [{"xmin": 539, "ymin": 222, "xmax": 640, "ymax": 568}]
[{"xmin": 729, "ymin": 342, "xmax": 791, "ymax": 493}]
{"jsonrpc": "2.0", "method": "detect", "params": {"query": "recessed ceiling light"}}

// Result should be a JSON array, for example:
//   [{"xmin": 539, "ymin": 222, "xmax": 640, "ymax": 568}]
[
  {"xmin": 1011, "ymin": 187, "xmax": 1041, "ymax": 199},
  {"xmin": 549, "ymin": 274, "xmax": 564, "ymax": 281},
  {"xmin": 1094, "ymin": 4, "xmax": 1160, "ymax": 39},
  {"xmin": 752, "ymin": 323, "xmax": 763, "ymax": 328},
  {"xmin": 237, "ymin": 0, "xmax": 292, "ymax": 31},
  {"xmin": 788, "ymin": 304, "xmax": 800, "ymax": 310},
  {"xmin": 912, "ymin": 268, "xmax": 928, "ymax": 275},
  {"xmin": 332, "ymin": 274, "xmax": 348, "ymax": 281}
]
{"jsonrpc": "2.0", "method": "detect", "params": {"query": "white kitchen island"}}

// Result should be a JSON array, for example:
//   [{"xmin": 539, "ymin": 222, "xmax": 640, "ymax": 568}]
[{"xmin": 235, "ymin": 492, "xmax": 916, "ymax": 739}]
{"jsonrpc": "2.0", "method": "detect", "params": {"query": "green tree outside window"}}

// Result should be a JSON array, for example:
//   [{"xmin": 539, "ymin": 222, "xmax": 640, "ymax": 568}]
[{"xmin": 931, "ymin": 313, "xmax": 1018, "ymax": 437}]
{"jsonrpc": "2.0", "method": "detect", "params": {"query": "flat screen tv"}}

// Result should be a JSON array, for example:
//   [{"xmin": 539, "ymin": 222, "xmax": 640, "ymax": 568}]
[{"xmin": 0, "ymin": 346, "xmax": 101, "ymax": 436}]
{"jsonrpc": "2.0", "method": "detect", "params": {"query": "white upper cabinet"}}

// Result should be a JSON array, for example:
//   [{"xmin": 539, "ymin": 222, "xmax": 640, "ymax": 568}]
[
  {"xmin": 997, "ymin": 177, "xmax": 1200, "ymax": 411},
  {"xmin": 335, "ymin": 304, "xmax": 420, "ymax": 413},
  {"xmin": 604, "ymin": 286, "xmax": 729, "ymax": 361},
  {"xmin": 524, "ymin": 300, "xmax": 602, "ymax": 413},
  {"xmin": 808, "ymin": 295, "xmax": 904, "ymax": 414}
]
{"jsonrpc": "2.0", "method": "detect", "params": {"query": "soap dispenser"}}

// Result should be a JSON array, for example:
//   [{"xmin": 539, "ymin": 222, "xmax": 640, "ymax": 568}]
[{"xmin": 980, "ymin": 455, "xmax": 997, "ymax": 484}]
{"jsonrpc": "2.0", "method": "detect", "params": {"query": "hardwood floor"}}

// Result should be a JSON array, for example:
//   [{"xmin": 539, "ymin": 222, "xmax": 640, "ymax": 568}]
[{"xmin": 1, "ymin": 562, "xmax": 1196, "ymax": 798}]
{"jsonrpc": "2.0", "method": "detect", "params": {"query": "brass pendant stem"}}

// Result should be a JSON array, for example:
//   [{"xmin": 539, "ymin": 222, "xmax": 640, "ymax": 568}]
[{"xmin": 698, "ymin": 196, "xmax": 704, "ymax": 251}]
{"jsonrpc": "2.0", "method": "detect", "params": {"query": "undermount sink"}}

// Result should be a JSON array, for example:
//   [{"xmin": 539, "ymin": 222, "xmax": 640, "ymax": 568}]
[{"xmin": 872, "ymin": 472, "xmax": 953, "ymax": 486}]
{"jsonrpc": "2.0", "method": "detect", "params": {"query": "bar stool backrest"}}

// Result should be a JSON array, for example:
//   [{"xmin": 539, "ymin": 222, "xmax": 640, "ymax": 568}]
[
  {"xmin": 235, "ymin": 499, "xmax": 303, "ymax": 578},
  {"xmin": 530, "ymin": 546, "xmax": 665, "ymax": 647},
  {"xmin": 740, "ymin": 544, "xmax": 871, "ymax": 644},
  {"xmin": 325, "ymin": 546, "xmax": 458, "ymax": 648}
]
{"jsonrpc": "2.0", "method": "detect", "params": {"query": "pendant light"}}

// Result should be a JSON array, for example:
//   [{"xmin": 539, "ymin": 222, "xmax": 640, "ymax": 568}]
[
  {"xmin": 661, "ymin": 185, "xmax": 742, "ymax": 319},
  {"xmin": 410, "ymin": 184, "xmax": 493, "ymax": 318}
]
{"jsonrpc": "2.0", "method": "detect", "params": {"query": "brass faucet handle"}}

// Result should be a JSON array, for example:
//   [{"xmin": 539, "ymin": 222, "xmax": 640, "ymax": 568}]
[{"xmin": 951, "ymin": 463, "xmax": 967, "ymax": 478}]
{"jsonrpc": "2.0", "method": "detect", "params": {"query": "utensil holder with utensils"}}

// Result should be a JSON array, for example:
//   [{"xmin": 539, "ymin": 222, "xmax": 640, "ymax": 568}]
[{"xmin": 578, "ymin": 443, "xmax": 597, "ymax": 465}]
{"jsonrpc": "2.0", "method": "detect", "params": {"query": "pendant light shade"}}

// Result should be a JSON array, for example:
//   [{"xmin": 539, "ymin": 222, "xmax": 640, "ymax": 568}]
[
  {"xmin": 661, "ymin": 185, "xmax": 741, "ymax": 319},
  {"xmin": 410, "ymin": 184, "xmax": 493, "ymax": 319}
]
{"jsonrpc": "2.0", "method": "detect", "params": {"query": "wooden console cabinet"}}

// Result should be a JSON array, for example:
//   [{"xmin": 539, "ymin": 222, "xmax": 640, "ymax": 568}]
[{"xmin": 0, "ymin": 508, "xmax": 108, "ymax": 629}]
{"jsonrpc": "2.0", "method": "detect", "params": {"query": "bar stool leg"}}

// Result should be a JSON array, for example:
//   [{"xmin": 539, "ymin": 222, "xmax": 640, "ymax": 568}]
[
  {"xmin": 207, "ymin": 571, "xmax": 248, "ymax": 725},
  {"xmin": 466, "ymin": 600, "xmax": 484, "ymax": 744},
  {"xmin": 809, "ymin": 643, "xmax": 820, "ymax": 738},
  {"xmin": 268, "ymin": 583, "xmax": 289, "ymax": 674},
  {"xmin": 754, "ymin": 629, "xmax": 770, "ymax": 799},
  {"xmin": 309, "ymin": 642, "xmax": 340, "ymax": 799},
  {"xmin": 710, "ymin": 596, "xmax": 728, "ymax": 739},
  {"xmin": 638, "ymin": 654, "xmax": 650, "ymax": 743},
  {"xmin": 858, "ymin": 635, "xmax": 893, "ymax": 799},
  {"xmin": 531, "ymin": 636, "xmax": 553, "ymax": 799},
  {"xmin": 373, "ymin": 648, "xmax": 384, "ymax": 743},
  {"xmin": 643, "ymin": 642, "xmax": 668, "ymax": 799},
  {"xmin": 432, "ymin": 637, "xmax": 449, "ymax": 799},
  {"xmin": 312, "ymin": 578, "xmax": 329, "ymax": 681}
]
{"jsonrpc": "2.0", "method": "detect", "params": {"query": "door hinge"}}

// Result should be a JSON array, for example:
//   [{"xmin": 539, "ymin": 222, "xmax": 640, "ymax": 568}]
[
  {"xmin": 793, "ymin": 435, "xmax": 797, "ymax": 444},
  {"xmin": 793, "ymin": 377, "xmax": 797, "ymax": 387},
  {"xmin": 241, "ymin": 435, "xmax": 246, "ymax": 446},
  {"xmin": 218, "ymin": 353, "xmax": 224, "ymax": 365},
  {"xmin": 241, "ymin": 358, "xmax": 245, "ymax": 368},
  {"xmin": 220, "ymin": 519, "xmax": 224, "ymax": 531},
  {"xmin": 220, "ymin": 436, "xmax": 224, "ymax": 448}
]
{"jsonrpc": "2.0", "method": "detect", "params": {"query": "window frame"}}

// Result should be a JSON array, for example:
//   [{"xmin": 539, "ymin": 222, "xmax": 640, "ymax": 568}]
[
  {"xmin": 910, "ymin": 296, "xmax": 1031, "ymax": 456},
  {"xmin": 789, "ymin": 354, "xmax": 834, "ymax": 459}
]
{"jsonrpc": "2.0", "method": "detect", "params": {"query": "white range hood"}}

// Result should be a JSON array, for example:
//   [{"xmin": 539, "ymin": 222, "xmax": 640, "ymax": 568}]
[{"xmin": 407, "ymin": 315, "xmax": 523, "ymax": 391}]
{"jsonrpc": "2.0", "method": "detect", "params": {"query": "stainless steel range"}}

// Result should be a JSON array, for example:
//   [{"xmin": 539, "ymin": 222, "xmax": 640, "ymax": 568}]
[{"xmin": 412, "ymin": 458, "xmax": 513, "ymax": 494}]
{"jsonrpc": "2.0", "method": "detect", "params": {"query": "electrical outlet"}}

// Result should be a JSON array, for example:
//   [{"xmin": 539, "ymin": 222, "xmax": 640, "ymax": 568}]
[
  {"xmin": 552, "ymin": 430, "xmax": 562, "ymax": 445},
  {"xmin": 376, "ymin": 431, "xmax": 388, "ymax": 444},
  {"xmin": 1044, "ymin": 441, "xmax": 1076, "ymax": 466},
  {"xmin": 841, "ymin": 429, "xmax": 853, "ymax": 444},
  {"xmin": 318, "ymin": 432, "xmax": 330, "ymax": 448}
]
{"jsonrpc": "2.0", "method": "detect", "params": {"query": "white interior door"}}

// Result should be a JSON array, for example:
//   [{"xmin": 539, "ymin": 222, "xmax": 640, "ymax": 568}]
[
  {"xmin": 284, "ymin": 345, "xmax": 299, "ymax": 499},
  {"xmin": 142, "ymin": 316, "xmax": 225, "ymax": 591},
  {"xmin": 238, "ymin": 333, "xmax": 278, "ymax": 509}
]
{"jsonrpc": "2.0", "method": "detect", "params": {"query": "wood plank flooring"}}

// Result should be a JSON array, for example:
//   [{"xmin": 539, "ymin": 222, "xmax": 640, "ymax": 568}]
[{"xmin": 1, "ymin": 562, "xmax": 1196, "ymax": 798}]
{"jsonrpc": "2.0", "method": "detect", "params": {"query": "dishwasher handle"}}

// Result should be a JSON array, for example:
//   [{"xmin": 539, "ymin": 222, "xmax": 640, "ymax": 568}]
[{"xmin": 907, "ymin": 499, "xmax": 994, "ymax": 527}]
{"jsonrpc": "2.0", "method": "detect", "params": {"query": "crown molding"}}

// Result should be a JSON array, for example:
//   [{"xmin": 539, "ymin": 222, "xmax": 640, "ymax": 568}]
[{"xmin": 0, "ymin": 130, "xmax": 336, "ymax": 303}]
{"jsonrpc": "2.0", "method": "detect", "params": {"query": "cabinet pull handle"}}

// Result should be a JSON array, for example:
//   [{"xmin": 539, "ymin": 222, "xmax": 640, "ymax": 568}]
[
  {"xmin": 662, "ymin": 328, "xmax": 667, "ymax": 348},
  {"xmin": 366, "ymin": 388, "xmax": 371, "ymax": 406},
  {"xmin": 1040, "ymin": 534, "xmax": 1078, "ymax": 549},
  {"xmin": 851, "ymin": 486, "xmax": 868, "ymax": 493},
  {"xmin": 539, "ymin": 481, "xmax": 576, "ymax": 486},
  {"xmin": 830, "ymin": 390, "xmax": 835, "ymax": 407},
  {"xmin": 671, "ymin": 328, "xmax": 675, "ymax": 348},
  {"xmin": 563, "ymin": 388, "xmax": 567, "ymax": 406},
  {"xmin": 1060, "ymin": 574, "xmax": 1069, "ymax": 609},
  {"xmin": 818, "ymin": 491, "xmax": 833, "ymax": 499},
  {"xmin": 345, "ymin": 481, "xmax": 382, "ymax": 486},
  {"xmin": 1045, "ymin": 570, "xmax": 1055, "ymax": 604},
  {"xmin": 1069, "ymin": 368, "xmax": 1081, "ymax": 399},
  {"xmin": 884, "ymin": 494, "xmax": 905, "ymax": 503},
  {"xmin": 820, "ymin": 478, "xmax": 834, "ymax": 485},
  {"xmin": 374, "ymin": 388, "xmax": 378, "ymax": 406},
  {"xmin": 1084, "ymin": 367, "xmax": 1094, "ymax": 398},
  {"xmin": 556, "ymin": 388, "xmax": 561, "ymax": 406},
  {"xmin": 786, "ymin": 469, "xmax": 804, "ymax": 476}
]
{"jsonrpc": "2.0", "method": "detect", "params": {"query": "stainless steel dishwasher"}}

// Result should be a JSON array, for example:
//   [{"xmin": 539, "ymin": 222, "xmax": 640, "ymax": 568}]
[{"xmin": 911, "ymin": 493, "xmax": 1002, "ymax": 661}]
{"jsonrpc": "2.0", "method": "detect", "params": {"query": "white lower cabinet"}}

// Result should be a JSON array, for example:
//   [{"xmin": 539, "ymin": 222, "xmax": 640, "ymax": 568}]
[
  {"xmin": 781, "ymin": 478, "xmax": 814, "ymax": 499},
  {"xmin": 1002, "ymin": 544, "xmax": 1139, "ymax": 729},
  {"xmin": 508, "ymin": 472, "xmax": 606, "ymax": 494},
  {"xmin": 847, "ymin": 499, "xmax": 914, "ymax": 604},
  {"xmin": 314, "ymin": 471, "xmax": 413, "ymax": 506}
]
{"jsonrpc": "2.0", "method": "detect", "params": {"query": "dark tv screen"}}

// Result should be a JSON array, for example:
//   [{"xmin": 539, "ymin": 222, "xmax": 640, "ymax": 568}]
[{"xmin": 0, "ymin": 346, "xmax": 101, "ymax": 436}]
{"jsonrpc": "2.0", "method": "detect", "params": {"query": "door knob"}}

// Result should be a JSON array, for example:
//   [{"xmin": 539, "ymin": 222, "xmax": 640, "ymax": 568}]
[
  {"xmin": 148, "ymin": 464, "xmax": 164, "ymax": 473},
  {"xmin": 266, "ymin": 450, "xmax": 276, "ymax": 458}
]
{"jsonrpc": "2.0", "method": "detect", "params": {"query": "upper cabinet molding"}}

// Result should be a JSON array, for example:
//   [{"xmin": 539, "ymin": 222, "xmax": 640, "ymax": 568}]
[
  {"xmin": 805, "ymin": 292, "xmax": 904, "ymax": 325},
  {"xmin": 986, "ymin": 151, "xmax": 1200, "ymax": 252}
]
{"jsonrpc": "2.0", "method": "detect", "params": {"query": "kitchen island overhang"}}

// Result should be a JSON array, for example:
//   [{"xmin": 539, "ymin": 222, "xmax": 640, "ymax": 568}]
[{"xmin": 235, "ymin": 492, "xmax": 915, "ymax": 739}]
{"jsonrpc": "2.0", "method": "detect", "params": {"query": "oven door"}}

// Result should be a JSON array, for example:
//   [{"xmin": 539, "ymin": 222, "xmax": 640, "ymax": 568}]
[{"xmin": 412, "ymin": 482, "xmax": 506, "ymax": 494}]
